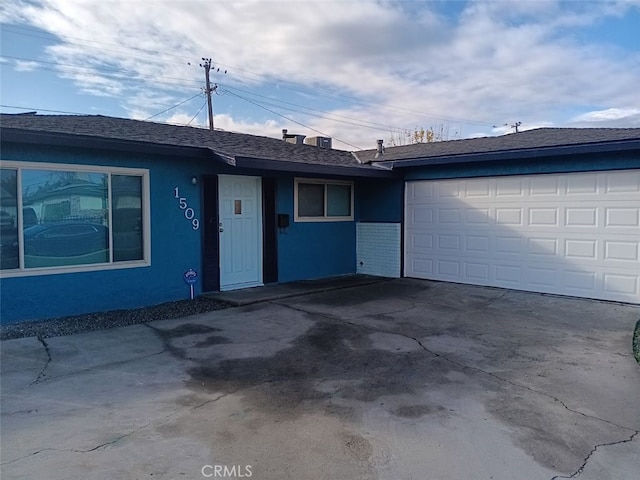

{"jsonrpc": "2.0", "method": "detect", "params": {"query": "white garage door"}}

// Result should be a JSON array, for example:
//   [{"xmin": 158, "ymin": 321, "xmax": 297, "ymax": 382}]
[{"xmin": 405, "ymin": 170, "xmax": 640, "ymax": 303}]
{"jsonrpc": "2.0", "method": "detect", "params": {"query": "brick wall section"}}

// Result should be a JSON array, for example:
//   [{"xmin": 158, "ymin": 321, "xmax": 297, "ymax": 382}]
[{"xmin": 356, "ymin": 222, "xmax": 401, "ymax": 278}]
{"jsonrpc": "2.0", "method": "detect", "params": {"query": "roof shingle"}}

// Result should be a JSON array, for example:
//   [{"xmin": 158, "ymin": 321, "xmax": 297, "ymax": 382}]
[
  {"xmin": 0, "ymin": 114, "xmax": 373, "ymax": 170},
  {"xmin": 355, "ymin": 128, "xmax": 640, "ymax": 164}
]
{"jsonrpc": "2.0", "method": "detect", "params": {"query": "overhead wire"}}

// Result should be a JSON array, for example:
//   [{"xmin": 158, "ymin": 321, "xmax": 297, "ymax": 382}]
[
  {"xmin": 219, "ymin": 84, "xmax": 411, "ymax": 133},
  {"xmin": 223, "ymin": 90, "xmax": 362, "ymax": 150},
  {"xmin": 1, "ymin": 54, "xmax": 415, "ymax": 135},
  {"xmin": 187, "ymin": 102, "xmax": 207, "ymax": 126},
  {"xmin": 3, "ymin": 25, "xmax": 494, "ymax": 128},
  {"xmin": 0, "ymin": 104, "xmax": 88, "ymax": 115},
  {"xmin": 144, "ymin": 93, "xmax": 202, "ymax": 120}
]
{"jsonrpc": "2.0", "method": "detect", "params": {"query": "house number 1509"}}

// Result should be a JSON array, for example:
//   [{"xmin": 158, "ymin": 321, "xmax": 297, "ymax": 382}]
[{"xmin": 174, "ymin": 187, "xmax": 200, "ymax": 230}]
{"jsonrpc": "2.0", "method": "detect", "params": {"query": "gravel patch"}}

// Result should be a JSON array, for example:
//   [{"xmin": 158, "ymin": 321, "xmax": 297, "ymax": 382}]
[{"xmin": 0, "ymin": 297, "xmax": 233, "ymax": 340}]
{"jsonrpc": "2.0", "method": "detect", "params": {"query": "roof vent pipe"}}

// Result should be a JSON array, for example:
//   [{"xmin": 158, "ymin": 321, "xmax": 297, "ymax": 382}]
[
  {"xmin": 374, "ymin": 139, "xmax": 384, "ymax": 158},
  {"xmin": 282, "ymin": 129, "xmax": 288, "ymax": 140}
]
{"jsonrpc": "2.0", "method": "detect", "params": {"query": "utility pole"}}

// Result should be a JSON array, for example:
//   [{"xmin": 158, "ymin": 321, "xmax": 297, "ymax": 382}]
[
  {"xmin": 200, "ymin": 58, "xmax": 214, "ymax": 130},
  {"xmin": 504, "ymin": 121, "xmax": 522, "ymax": 133}
]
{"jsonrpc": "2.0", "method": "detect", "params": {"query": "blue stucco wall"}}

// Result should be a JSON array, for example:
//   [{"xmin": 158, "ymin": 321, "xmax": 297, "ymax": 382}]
[
  {"xmin": 275, "ymin": 176, "xmax": 357, "ymax": 283},
  {"xmin": 1, "ymin": 144, "xmax": 402, "ymax": 323},
  {"xmin": 402, "ymin": 151, "xmax": 640, "ymax": 180},
  {"xmin": 355, "ymin": 178, "xmax": 403, "ymax": 222},
  {"xmin": 1, "ymin": 143, "xmax": 218, "ymax": 323}
]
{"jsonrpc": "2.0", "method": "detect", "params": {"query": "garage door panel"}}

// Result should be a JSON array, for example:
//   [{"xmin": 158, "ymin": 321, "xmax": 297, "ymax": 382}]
[
  {"xmin": 408, "ymin": 256, "xmax": 433, "ymax": 277},
  {"xmin": 409, "ymin": 206, "xmax": 434, "ymax": 225},
  {"xmin": 527, "ymin": 266, "xmax": 559, "ymax": 288},
  {"xmin": 530, "ymin": 176, "xmax": 561, "ymax": 196},
  {"xmin": 438, "ymin": 181, "xmax": 462, "ymax": 198},
  {"xmin": 405, "ymin": 170, "xmax": 640, "ymax": 303},
  {"xmin": 604, "ymin": 274, "xmax": 638, "ymax": 295},
  {"xmin": 495, "ymin": 236, "xmax": 523, "ymax": 256},
  {"xmin": 605, "ymin": 208, "xmax": 639, "ymax": 227},
  {"xmin": 411, "ymin": 233, "xmax": 434, "ymax": 250},
  {"xmin": 438, "ymin": 208, "xmax": 461, "ymax": 224},
  {"xmin": 604, "ymin": 241, "xmax": 639, "ymax": 261},
  {"xmin": 495, "ymin": 264, "xmax": 522, "ymax": 284},
  {"xmin": 465, "ymin": 262, "xmax": 490, "ymax": 281},
  {"xmin": 466, "ymin": 235, "xmax": 490, "ymax": 253},
  {"xmin": 529, "ymin": 208, "xmax": 559, "ymax": 226},
  {"xmin": 465, "ymin": 181, "xmax": 491, "ymax": 198},
  {"xmin": 496, "ymin": 177, "xmax": 525, "ymax": 197},
  {"xmin": 606, "ymin": 172, "xmax": 640, "ymax": 193},
  {"xmin": 565, "ymin": 239, "xmax": 598, "ymax": 259},
  {"xmin": 466, "ymin": 208, "xmax": 491, "ymax": 224},
  {"xmin": 437, "ymin": 234, "xmax": 460, "ymax": 251},
  {"xmin": 564, "ymin": 270, "xmax": 597, "ymax": 291},
  {"xmin": 528, "ymin": 237, "xmax": 558, "ymax": 256},
  {"xmin": 496, "ymin": 208, "xmax": 523, "ymax": 226},
  {"xmin": 566, "ymin": 174, "xmax": 598, "ymax": 195}
]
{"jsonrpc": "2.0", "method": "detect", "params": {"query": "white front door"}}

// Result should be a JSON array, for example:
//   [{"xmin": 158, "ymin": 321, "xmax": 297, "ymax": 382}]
[{"xmin": 218, "ymin": 175, "xmax": 263, "ymax": 291}]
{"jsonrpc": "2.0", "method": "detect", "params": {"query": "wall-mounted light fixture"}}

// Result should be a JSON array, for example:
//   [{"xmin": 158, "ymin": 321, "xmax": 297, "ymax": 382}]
[{"xmin": 191, "ymin": 176, "xmax": 198, "ymax": 185}]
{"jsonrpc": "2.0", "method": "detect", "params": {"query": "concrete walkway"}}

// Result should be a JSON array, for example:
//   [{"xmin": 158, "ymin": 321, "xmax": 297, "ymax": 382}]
[{"xmin": 2, "ymin": 278, "xmax": 639, "ymax": 480}]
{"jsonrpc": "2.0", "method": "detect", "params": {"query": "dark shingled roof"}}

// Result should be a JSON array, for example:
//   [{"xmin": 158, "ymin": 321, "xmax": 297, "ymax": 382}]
[
  {"xmin": 355, "ymin": 128, "xmax": 640, "ymax": 166},
  {"xmin": 0, "ymin": 113, "xmax": 388, "ymax": 176}
]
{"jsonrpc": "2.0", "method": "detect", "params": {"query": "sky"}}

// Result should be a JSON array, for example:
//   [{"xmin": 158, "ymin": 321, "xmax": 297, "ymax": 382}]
[{"xmin": 1, "ymin": 0, "xmax": 639, "ymax": 151}]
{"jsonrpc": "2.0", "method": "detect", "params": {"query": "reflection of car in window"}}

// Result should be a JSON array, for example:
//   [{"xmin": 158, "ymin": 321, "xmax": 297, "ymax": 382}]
[
  {"xmin": 23, "ymin": 207, "xmax": 38, "ymax": 227},
  {"xmin": 0, "ymin": 211, "xmax": 15, "ymax": 231},
  {"xmin": 23, "ymin": 222, "xmax": 108, "ymax": 257}
]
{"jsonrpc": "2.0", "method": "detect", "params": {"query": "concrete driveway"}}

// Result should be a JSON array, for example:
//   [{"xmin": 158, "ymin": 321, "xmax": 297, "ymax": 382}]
[{"xmin": 2, "ymin": 278, "xmax": 639, "ymax": 480}]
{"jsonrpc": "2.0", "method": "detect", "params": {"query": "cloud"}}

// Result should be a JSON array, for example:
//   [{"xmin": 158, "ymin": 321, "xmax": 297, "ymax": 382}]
[
  {"xmin": 14, "ymin": 60, "xmax": 39, "ymax": 72},
  {"xmin": 3, "ymin": 0, "xmax": 639, "ymax": 147},
  {"xmin": 570, "ymin": 108, "xmax": 640, "ymax": 127}
]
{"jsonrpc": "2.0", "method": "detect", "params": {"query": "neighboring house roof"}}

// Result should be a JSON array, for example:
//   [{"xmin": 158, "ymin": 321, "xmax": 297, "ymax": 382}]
[
  {"xmin": 354, "ymin": 128, "xmax": 640, "ymax": 167},
  {"xmin": 0, "ymin": 114, "xmax": 391, "ymax": 178}
]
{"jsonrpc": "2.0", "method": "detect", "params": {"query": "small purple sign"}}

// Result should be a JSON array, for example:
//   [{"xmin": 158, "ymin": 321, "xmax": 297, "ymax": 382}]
[{"xmin": 184, "ymin": 269, "xmax": 198, "ymax": 285}]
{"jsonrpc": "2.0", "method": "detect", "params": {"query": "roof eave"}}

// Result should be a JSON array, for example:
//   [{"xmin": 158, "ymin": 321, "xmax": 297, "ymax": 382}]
[
  {"xmin": 379, "ymin": 139, "xmax": 640, "ymax": 168},
  {"xmin": 0, "ymin": 127, "xmax": 238, "ymax": 164},
  {"xmin": 233, "ymin": 156, "xmax": 397, "ymax": 178}
]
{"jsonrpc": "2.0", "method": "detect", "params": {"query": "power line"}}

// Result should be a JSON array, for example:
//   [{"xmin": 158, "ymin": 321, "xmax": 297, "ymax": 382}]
[
  {"xmin": 223, "ymin": 90, "xmax": 362, "ymax": 150},
  {"xmin": 1, "ymin": 54, "xmax": 414, "ymax": 135},
  {"xmin": 187, "ymin": 102, "xmax": 207, "ymax": 126},
  {"xmin": 144, "ymin": 93, "xmax": 202, "ymax": 120},
  {"xmin": 219, "ymin": 84, "xmax": 411, "ymax": 133},
  {"xmin": 1, "ymin": 104, "xmax": 88, "ymax": 115},
  {"xmin": 3, "ymin": 26, "xmax": 494, "ymax": 128},
  {"xmin": 1, "ymin": 103, "xmax": 208, "ymax": 130}
]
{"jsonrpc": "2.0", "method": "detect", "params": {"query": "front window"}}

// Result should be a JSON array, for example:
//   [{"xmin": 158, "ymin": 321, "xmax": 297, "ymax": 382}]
[
  {"xmin": 294, "ymin": 178, "xmax": 354, "ymax": 222},
  {"xmin": 0, "ymin": 163, "xmax": 149, "ymax": 275}
]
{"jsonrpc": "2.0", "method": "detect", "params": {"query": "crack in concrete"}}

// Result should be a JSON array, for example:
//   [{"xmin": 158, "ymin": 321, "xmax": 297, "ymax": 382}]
[
  {"xmin": 28, "ymin": 335, "xmax": 52, "ymax": 386},
  {"xmin": 276, "ymin": 302, "xmax": 640, "ymax": 478},
  {"xmin": 1, "ymin": 390, "xmax": 233, "ymax": 467},
  {"xmin": 0, "ymin": 448, "xmax": 56, "ymax": 466},
  {"xmin": 406, "ymin": 335, "xmax": 634, "ymax": 432},
  {"xmin": 21, "ymin": 349, "xmax": 168, "ymax": 387},
  {"xmin": 550, "ymin": 431, "xmax": 639, "ymax": 479},
  {"xmin": 190, "ymin": 391, "xmax": 233, "ymax": 410},
  {"xmin": 275, "ymin": 301, "xmax": 636, "ymax": 433}
]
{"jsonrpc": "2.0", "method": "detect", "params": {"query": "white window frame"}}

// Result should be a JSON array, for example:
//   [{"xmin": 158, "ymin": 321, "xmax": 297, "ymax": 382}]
[
  {"xmin": 294, "ymin": 177, "xmax": 354, "ymax": 222},
  {"xmin": 0, "ymin": 160, "xmax": 151, "ymax": 278}
]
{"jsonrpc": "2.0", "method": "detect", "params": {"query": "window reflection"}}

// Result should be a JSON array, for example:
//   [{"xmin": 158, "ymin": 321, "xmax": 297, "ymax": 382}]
[
  {"xmin": 22, "ymin": 170, "xmax": 109, "ymax": 267},
  {"xmin": 112, "ymin": 175, "xmax": 143, "ymax": 261},
  {"xmin": 0, "ymin": 169, "xmax": 19, "ymax": 270}
]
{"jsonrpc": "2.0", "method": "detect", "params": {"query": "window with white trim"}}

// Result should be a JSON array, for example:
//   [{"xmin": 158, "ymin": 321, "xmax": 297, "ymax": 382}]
[
  {"xmin": 0, "ymin": 162, "xmax": 150, "ymax": 275},
  {"xmin": 294, "ymin": 178, "xmax": 354, "ymax": 222}
]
